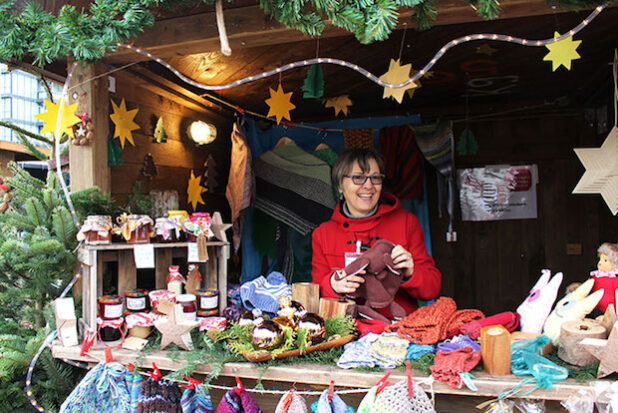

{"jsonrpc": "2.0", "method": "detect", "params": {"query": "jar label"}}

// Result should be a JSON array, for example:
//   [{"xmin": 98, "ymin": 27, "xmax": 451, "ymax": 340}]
[
  {"xmin": 126, "ymin": 297, "xmax": 146, "ymax": 311},
  {"xmin": 104, "ymin": 304, "xmax": 123, "ymax": 319},
  {"xmin": 200, "ymin": 295, "xmax": 218, "ymax": 310},
  {"xmin": 183, "ymin": 312, "xmax": 197, "ymax": 322}
]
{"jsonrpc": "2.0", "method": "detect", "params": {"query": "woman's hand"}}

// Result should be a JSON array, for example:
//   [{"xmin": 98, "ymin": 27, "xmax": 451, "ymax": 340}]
[
  {"xmin": 391, "ymin": 244, "xmax": 414, "ymax": 279},
  {"xmin": 330, "ymin": 269, "xmax": 365, "ymax": 295}
]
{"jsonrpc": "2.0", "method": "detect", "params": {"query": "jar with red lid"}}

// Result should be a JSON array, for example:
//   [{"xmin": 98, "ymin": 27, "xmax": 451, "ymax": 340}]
[
  {"xmin": 195, "ymin": 289, "xmax": 219, "ymax": 312},
  {"xmin": 97, "ymin": 317, "xmax": 125, "ymax": 342},
  {"xmin": 197, "ymin": 309, "xmax": 219, "ymax": 318},
  {"xmin": 124, "ymin": 289, "xmax": 150, "ymax": 314},
  {"xmin": 98, "ymin": 295, "xmax": 124, "ymax": 319},
  {"xmin": 149, "ymin": 290, "xmax": 176, "ymax": 314},
  {"xmin": 176, "ymin": 294, "xmax": 197, "ymax": 321}
]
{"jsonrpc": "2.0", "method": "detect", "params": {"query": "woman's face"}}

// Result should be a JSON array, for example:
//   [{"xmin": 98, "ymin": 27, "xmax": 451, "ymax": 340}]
[{"xmin": 339, "ymin": 159, "xmax": 382, "ymax": 217}]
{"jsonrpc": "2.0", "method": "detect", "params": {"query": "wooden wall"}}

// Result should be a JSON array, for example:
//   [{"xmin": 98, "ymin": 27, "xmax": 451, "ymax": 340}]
[
  {"xmin": 110, "ymin": 71, "xmax": 233, "ymax": 218},
  {"xmin": 430, "ymin": 113, "xmax": 617, "ymax": 316}
]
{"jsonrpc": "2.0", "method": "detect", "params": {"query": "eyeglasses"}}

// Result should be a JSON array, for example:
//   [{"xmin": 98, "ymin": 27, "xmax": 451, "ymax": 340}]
[{"xmin": 343, "ymin": 174, "xmax": 385, "ymax": 185}]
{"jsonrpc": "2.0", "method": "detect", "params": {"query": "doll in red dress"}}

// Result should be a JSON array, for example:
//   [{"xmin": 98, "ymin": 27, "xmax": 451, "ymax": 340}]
[{"xmin": 590, "ymin": 242, "xmax": 618, "ymax": 313}]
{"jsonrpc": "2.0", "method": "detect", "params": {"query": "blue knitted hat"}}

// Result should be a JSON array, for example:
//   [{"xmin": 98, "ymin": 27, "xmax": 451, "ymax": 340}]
[{"xmin": 240, "ymin": 271, "xmax": 291, "ymax": 315}]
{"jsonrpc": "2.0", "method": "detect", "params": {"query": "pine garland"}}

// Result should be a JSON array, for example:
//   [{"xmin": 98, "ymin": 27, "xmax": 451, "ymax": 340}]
[{"xmin": 0, "ymin": 0, "xmax": 609, "ymax": 66}]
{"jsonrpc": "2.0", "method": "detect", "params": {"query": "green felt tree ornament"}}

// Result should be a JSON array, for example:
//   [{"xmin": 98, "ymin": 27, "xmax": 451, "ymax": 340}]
[
  {"xmin": 154, "ymin": 116, "xmax": 167, "ymax": 143},
  {"xmin": 301, "ymin": 64, "xmax": 324, "ymax": 99},
  {"xmin": 457, "ymin": 127, "xmax": 478, "ymax": 156},
  {"xmin": 107, "ymin": 135, "xmax": 124, "ymax": 166}
]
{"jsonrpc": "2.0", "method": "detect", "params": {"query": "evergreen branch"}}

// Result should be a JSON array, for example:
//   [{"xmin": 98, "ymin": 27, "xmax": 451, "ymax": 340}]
[
  {"xmin": 0, "ymin": 120, "xmax": 53, "ymax": 145},
  {"xmin": 14, "ymin": 132, "xmax": 50, "ymax": 161},
  {"xmin": 51, "ymin": 206, "xmax": 77, "ymax": 249},
  {"xmin": 25, "ymin": 198, "xmax": 49, "ymax": 227}
]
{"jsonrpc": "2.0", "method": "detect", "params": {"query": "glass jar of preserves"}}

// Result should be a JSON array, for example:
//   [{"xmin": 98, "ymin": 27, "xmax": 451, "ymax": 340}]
[
  {"xmin": 184, "ymin": 212, "xmax": 213, "ymax": 242},
  {"xmin": 149, "ymin": 290, "xmax": 176, "ymax": 314},
  {"xmin": 97, "ymin": 317, "xmax": 124, "ymax": 342},
  {"xmin": 77, "ymin": 215, "xmax": 112, "ymax": 245},
  {"xmin": 176, "ymin": 294, "xmax": 197, "ymax": 321},
  {"xmin": 115, "ymin": 214, "xmax": 154, "ymax": 244},
  {"xmin": 124, "ymin": 289, "xmax": 149, "ymax": 314},
  {"xmin": 98, "ymin": 295, "xmax": 123, "ymax": 320},
  {"xmin": 125, "ymin": 312, "xmax": 154, "ymax": 339},
  {"xmin": 195, "ymin": 289, "xmax": 218, "ymax": 312}
]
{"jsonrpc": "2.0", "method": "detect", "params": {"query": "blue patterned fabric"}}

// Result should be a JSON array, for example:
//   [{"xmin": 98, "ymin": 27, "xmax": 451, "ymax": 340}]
[
  {"xmin": 311, "ymin": 389, "xmax": 355, "ymax": 413},
  {"xmin": 181, "ymin": 384, "xmax": 214, "ymax": 413}
]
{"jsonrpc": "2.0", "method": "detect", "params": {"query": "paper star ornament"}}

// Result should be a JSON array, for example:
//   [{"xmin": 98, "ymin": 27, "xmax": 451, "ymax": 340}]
[
  {"xmin": 543, "ymin": 32, "xmax": 581, "ymax": 71},
  {"xmin": 34, "ymin": 99, "xmax": 81, "ymax": 139},
  {"xmin": 582, "ymin": 324, "xmax": 618, "ymax": 378},
  {"xmin": 210, "ymin": 211, "xmax": 232, "ymax": 242},
  {"xmin": 187, "ymin": 170, "xmax": 207, "ymax": 210},
  {"xmin": 110, "ymin": 98, "xmax": 139, "ymax": 148},
  {"xmin": 572, "ymin": 126, "xmax": 618, "ymax": 215},
  {"xmin": 265, "ymin": 84, "xmax": 295, "ymax": 124},
  {"xmin": 324, "ymin": 95, "xmax": 352, "ymax": 116},
  {"xmin": 379, "ymin": 59, "xmax": 418, "ymax": 103},
  {"xmin": 154, "ymin": 304, "xmax": 197, "ymax": 350},
  {"xmin": 406, "ymin": 68, "xmax": 423, "ymax": 99}
]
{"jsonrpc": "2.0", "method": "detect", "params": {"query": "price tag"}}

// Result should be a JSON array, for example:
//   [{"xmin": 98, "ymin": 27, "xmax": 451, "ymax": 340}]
[
  {"xmin": 133, "ymin": 244, "xmax": 155, "ymax": 268},
  {"xmin": 187, "ymin": 242, "xmax": 205, "ymax": 262}
]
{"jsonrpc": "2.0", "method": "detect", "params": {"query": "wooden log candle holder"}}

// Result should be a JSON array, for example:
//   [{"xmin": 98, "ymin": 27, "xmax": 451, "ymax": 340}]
[
  {"xmin": 292, "ymin": 282, "xmax": 320, "ymax": 314},
  {"xmin": 319, "ymin": 297, "xmax": 356, "ymax": 319},
  {"xmin": 558, "ymin": 319, "xmax": 606, "ymax": 366},
  {"xmin": 480, "ymin": 325, "xmax": 511, "ymax": 375},
  {"xmin": 510, "ymin": 332, "xmax": 554, "ymax": 355}
]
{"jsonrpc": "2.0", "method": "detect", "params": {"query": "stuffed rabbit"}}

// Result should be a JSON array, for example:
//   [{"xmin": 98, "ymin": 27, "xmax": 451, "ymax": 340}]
[
  {"xmin": 542, "ymin": 278, "xmax": 604, "ymax": 345},
  {"xmin": 516, "ymin": 269, "xmax": 563, "ymax": 334},
  {"xmin": 335, "ymin": 239, "xmax": 405, "ymax": 322}
]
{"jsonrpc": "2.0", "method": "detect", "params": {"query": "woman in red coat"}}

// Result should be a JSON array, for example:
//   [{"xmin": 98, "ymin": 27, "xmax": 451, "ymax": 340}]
[{"xmin": 312, "ymin": 149, "xmax": 441, "ymax": 319}]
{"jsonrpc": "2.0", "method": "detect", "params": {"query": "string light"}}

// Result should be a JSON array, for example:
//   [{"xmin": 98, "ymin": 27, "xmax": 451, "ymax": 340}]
[{"xmin": 117, "ymin": 5, "xmax": 604, "ymax": 91}]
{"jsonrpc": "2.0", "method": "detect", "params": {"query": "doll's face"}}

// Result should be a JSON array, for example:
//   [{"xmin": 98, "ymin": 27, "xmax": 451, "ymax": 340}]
[{"xmin": 598, "ymin": 253, "xmax": 614, "ymax": 272}]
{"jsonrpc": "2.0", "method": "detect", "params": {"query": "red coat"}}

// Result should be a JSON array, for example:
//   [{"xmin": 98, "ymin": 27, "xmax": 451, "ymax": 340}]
[{"xmin": 311, "ymin": 193, "xmax": 441, "ymax": 317}]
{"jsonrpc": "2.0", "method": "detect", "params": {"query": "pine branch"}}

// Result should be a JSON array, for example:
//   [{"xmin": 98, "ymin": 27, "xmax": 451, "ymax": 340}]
[
  {"xmin": 51, "ymin": 206, "xmax": 78, "ymax": 249},
  {"xmin": 0, "ymin": 120, "xmax": 53, "ymax": 145},
  {"xmin": 25, "ymin": 198, "xmax": 50, "ymax": 228}
]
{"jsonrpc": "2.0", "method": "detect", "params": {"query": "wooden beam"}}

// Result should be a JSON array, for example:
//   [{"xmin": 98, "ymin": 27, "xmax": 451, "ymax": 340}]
[
  {"xmin": 0, "ymin": 140, "xmax": 51, "ymax": 157},
  {"xmin": 107, "ymin": 0, "xmax": 592, "ymax": 63}
]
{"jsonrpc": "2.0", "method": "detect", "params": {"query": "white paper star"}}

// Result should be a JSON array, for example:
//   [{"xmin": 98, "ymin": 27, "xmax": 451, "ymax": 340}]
[
  {"xmin": 75, "ymin": 123, "xmax": 87, "ymax": 138},
  {"xmin": 572, "ymin": 126, "xmax": 618, "ymax": 215}
]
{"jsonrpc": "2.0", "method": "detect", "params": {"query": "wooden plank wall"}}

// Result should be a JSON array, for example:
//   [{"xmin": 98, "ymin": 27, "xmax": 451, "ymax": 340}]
[
  {"xmin": 431, "ymin": 113, "xmax": 618, "ymax": 316},
  {"xmin": 109, "ymin": 72, "xmax": 233, "ymax": 218}
]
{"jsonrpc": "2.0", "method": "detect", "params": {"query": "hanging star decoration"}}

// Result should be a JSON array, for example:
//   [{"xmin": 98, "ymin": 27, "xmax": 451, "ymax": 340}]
[
  {"xmin": 154, "ymin": 304, "xmax": 197, "ymax": 350},
  {"xmin": 406, "ymin": 68, "xmax": 423, "ymax": 99},
  {"xmin": 324, "ymin": 95, "xmax": 353, "ymax": 116},
  {"xmin": 476, "ymin": 44, "xmax": 498, "ymax": 56},
  {"xmin": 582, "ymin": 323, "xmax": 618, "ymax": 378},
  {"xmin": 543, "ymin": 31, "xmax": 582, "ymax": 71},
  {"xmin": 110, "ymin": 98, "xmax": 139, "ymax": 148},
  {"xmin": 187, "ymin": 169, "xmax": 207, "ymax": 210},
  {"xmin": 34, "ymin": 99, "xmax": 81, "ymax": 139},
  {"xmin": 210, "ymin": 211, "xmax": 232, "ymax": 242},
  {"xmin": 265, "ymin": 84, "xmax": 295, "ymax": 124},
  {"xmin": 572, "ymin": 126, "xmax": 618, "ymax": 215},
  {"xmin": 379, "ymin": 59, "xmax": 418, "ymax": 103}
]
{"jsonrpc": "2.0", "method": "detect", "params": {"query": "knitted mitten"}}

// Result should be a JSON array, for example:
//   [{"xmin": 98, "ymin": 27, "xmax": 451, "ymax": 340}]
[
  {"xmin": 337, "ymin": 333, "xmax": 396, "ymax": 369},
  {"xmin": 274, "ymin": 392, "xmax": 308, "ymax": 413},
  {"xmin": 368, "ymin": 333, "xmax": 410, "ymax": 366},
  {"xmin": 430, "ymin": 347, "xmax": 481, "ymax": 388},
  {"xmin": 459, "ymin": 312, "xmax": 520, "ymax": 340}
]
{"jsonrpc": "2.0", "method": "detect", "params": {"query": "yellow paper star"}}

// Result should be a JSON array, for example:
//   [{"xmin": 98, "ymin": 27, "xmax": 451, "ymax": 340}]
[
  {"xmin": 406, "ymin": 68, "xmax": 423, "ymax": 99},
  {"xmin": 34, "ymin": 99, "xmax": 81, "ymax": 139},
  {"xmin": 572, "ymin": 126, "xmax": 618, "ymax": 215},
  {"xmin": 379, "ymin": 59, "xmax": 418, "ymax": 103},
  {"xmin": 110, "ymin": 98, "xmax": 139, "ymax": 148},
  {"xmin": 324, "ymin": 95, "xmax": 353, "ymax": 116},
  {"xmin": 187, "ymin": 170, "xmax": 207, "ymax": 210},
  {"xmin": 543, "ymin": 31, "xmax": 582, "ymax": 71},
  {"xmin": 265, "ymin": 84, "xmax": 295, "ymax": 124}
]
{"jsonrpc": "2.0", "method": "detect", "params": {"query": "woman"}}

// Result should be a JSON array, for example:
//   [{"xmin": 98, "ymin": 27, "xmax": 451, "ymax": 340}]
[{"xmin": 312, "ymin": 148, "xmax": 441, "ymax": 318}]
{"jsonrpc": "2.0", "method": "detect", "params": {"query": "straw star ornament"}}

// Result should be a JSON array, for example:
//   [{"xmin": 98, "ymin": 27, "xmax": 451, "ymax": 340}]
[
  {"xmin": 154, "ymin": 304, "xmax": 197, "ymax": 350},
  {"xmin": 34, "ymin": 99, "xmax": 81, "ymax": 139},
  {"xmin": 110, "ymin": 98, "xmax": 139, "ymax": 148}
]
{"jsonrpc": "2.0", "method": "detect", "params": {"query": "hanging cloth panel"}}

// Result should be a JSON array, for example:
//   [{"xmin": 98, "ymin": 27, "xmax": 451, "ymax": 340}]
[{"xmin": 379, "ymin": 124, "xmax": 424, "ymax": 200}]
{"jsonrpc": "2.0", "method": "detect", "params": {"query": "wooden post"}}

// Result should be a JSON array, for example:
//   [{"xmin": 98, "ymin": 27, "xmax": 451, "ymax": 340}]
[{"xmin": 68, "ymin": 62, "xmax": 110, "ymax": 193}]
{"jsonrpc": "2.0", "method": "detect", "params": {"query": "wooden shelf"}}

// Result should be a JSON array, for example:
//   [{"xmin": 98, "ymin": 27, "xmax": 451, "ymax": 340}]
[
  {"xmin": 51, "ymin": 341, "xmax": 592, "ymax": 402},
  {"xmin": 81, "ymin": 241, "xmax": 228, "ymax": 251}
]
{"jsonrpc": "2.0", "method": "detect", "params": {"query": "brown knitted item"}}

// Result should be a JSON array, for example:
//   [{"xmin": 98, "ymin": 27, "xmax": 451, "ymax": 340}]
[
  {"xmin": 386, "ymin": 297, "xmax": 485, "ymax": 344},
  {"xmin": 430, "ymin": 347, "xmax": 481, "ymax": 388},
  {"xmin": 343, "ymin": 128, "xmax": 374, "ymax": 150}
]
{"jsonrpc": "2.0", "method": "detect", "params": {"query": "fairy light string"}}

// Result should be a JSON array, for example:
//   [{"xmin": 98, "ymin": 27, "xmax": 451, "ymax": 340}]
[{"xmin": 24, "ymin": 5, "xmax": 606, "ymax": 411}]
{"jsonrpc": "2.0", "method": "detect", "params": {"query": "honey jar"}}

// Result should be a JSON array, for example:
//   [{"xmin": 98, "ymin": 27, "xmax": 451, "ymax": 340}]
[
  {"xmin": 176, "ymin": 294, "xmax": 197, "ymax": 321},
  {"xmin": 98, "ymin": 295, "xmax": 123, "ymax": 320},
  {"xmin": 124, "ymin": 289, "xmax": 149, "ymax": 314}
]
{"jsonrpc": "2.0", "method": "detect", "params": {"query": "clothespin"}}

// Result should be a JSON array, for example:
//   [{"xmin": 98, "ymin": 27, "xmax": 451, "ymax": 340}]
[
  {"xmin": 406, "ymin": 359, "xmax": 414, "ymax": 398},
  {"xmin": 127, "ymin": 363, "xmax": 135, "ymax": 373},
  {"xmin": 376, "ymin": 372, "xmax": 391, "ymax": 394},
  {"xmin": 235, "ymin": 376, "xmax": 244, "ymax": 396},
  {"xmin": 150, "ymin": 362, "xmax": 162, "ymax": 382},
  {"xmin": 282, "ymin": 388, "xmax": 295, "ymax": 411},
  {"xmin": 459, "ymin": 372, "xmax": 478, "ymax": 391},
  {"xmin": 328, "ymin": 380, "xmax": 335, "ymax": 402},
  {"xmin": 281, "ymin": 120, "xmax": 294, "ymax": 129},
  {"xmin": 104, "ymin": 347, "xmax": 114, "ymax": 363},
  {"xmin": 180, "ymin": 375, "xmax": 202, "ymax": 390},
  {"xmin": 80, "ymin": 330, "xmax": 95, "ymax": 356},
  {"xmin": 234, "ymin": 105, "xmax": 245, "ymax": 115}
]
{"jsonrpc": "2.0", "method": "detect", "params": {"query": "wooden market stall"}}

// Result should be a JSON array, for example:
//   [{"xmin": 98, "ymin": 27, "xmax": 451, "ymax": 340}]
[{"xmin": 26, "ymin": 0, "xmax": 618, "ymax": 411}]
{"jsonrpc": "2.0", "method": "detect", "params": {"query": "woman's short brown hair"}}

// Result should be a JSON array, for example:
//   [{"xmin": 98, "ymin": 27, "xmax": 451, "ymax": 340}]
[{"xmin": 332, "ymin": 148, "xmax": 384, "ymax": 189}]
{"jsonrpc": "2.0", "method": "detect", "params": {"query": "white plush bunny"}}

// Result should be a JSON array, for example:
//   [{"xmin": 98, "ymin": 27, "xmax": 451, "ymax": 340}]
[
  {"xmin": 543, "ymin": 278, "xmax": 604, "ymax": 345},
  {"xmin": 516, "ymin": 269, "xmax": 563, "ymax": 334}
]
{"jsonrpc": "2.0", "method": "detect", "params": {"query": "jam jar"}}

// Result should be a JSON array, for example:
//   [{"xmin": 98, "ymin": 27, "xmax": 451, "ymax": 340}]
[
  {"xmin": 97, "ymin": 317, "xmax": 124, "ymax": 342},
  {"xmin": 195, "ymin": 289, "xmax": 218, "ymax": 312},
  {"xmin": 98, "ymin": 295, "xmax": 124, "ymax": 320},
  {"xmin": 176, "ymin": 294, "xmax": 197, "ymax": 321},
  {"xmin": 184, "ymin": 212, "xmax": 213, "ymax": 242},
  {"xmin": 167, "ymin": 210, "xmax": 189, "ymax": 241},
  {"xmin": 115, "ymin": 214, "xmax": 154, "ymax": 244},
  {"xmin": 154, "ymin": 218, "xmax": 177, "ymax": 243},
  {"xmin": 197, "ymin": 309, "xmax": 219, "ymax": 319},
  {"xmin": 149, "ymin": 290, "xmax": 176, "ymax": 314},
  {"xmin": 124, "ymin": 289, "xmax": 149, "ymax": 314},
  {"xmin": 125, "ymin": 312, "xmax": 154, "ymax": 339},
  {"xmin": 77, "ymin": 215, "xmax": 112, "ymax": 245}
]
